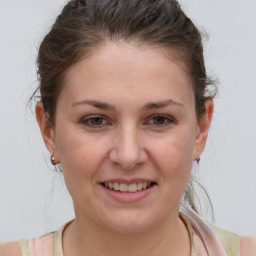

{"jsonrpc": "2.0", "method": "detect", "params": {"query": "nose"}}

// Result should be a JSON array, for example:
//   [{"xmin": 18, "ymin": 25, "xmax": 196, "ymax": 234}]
[{"xmin": 109, "ymin": 126, "xmax": 147, "ymax": 170}]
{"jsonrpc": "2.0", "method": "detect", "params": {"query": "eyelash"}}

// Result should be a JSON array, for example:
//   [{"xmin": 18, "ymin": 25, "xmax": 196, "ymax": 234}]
[
  {"xmin": 81, "ymin": 115, "xmax": 174, "ymax": 128},
  {"xmin": 146, "ymin": 115, "xmax": 174, "ymax": 127},
  {"xmin": 81, "ymin": 115, "xmax": 109, "ymax": 128}
]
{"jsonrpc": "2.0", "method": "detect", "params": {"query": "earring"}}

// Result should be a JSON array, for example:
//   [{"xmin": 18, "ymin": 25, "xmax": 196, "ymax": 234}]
[
  {"xmin": 51, "ymin": 155, "xmax": 56, "ymax": 165},
  {"xmin": 196, "ymin": 157, "xmax": 200, "ymax": 164},
  {"xmin": 50, "ymin": 155, "xmax": 63, "ymax": 173}
]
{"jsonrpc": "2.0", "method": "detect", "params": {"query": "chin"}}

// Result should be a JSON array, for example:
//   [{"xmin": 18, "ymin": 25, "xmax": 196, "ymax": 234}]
[{"xmin": 98, "ymin": 208, "xmax": 165, "ymax": 235}]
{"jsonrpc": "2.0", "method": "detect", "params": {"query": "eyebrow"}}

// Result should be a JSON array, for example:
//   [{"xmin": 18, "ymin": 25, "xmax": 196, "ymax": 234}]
[
  {"xmin": 71, "ymin": 100, "xmax": 115, "ymax": 110},
  {"xmin": 71, "ymin": 99, "xmax": 184, "ymax": 110},
  {"xmin": 142, "ymin": 99, "xmax": 184, "ymax": 110}
]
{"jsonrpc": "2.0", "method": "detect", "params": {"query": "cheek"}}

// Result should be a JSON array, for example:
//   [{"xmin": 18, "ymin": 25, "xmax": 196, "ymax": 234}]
[
  {"xmin": 55, "ymin": 127, "xmax": 109, "ymax": 181},
  {"xmin": 154, "ymin": 130, "xmax": 195, "ymax": 168},
  {"xmin": 151, "ymin": 131, "xmax": 195, "ymax": 193},
  {"xmin": 55, "ymin": 131, "xmax": 110, "ymax": 205}
]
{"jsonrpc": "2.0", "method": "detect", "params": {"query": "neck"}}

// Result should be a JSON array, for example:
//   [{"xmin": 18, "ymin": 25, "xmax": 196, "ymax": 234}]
[{"xmin": 63, "ymin": 213, "xmax": 191, "ymax": 256}]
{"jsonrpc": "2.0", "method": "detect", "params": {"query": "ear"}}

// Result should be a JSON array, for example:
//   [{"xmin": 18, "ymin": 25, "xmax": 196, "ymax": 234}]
[
  {"xmin": 193, "ymin": 99, "xmax": 214, "ymax": 160},
  {"xmin": 35, "ymin": 102, "xmax": 60, "ymax": 164}
]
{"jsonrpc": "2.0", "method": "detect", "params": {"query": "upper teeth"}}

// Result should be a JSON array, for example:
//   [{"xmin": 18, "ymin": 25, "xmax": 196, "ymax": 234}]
[{"xmin": 104, "ymin": 182, "xmax": 151, "ymax": 192}]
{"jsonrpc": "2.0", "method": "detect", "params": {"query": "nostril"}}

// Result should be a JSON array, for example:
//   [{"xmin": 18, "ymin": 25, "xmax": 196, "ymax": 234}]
[
  {"xmin": 109, "ymin": 151, "xmax": 147, "ymax": 170},
  {"xmin": 109, "ymin": 138, "xmax": 148, "ymax": 169}
]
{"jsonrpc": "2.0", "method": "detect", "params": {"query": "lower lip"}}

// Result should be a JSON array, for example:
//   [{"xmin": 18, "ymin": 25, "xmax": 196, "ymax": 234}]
[{"xmin": 101, "ymin": 185, "xmax": 155, "ymax": 203}]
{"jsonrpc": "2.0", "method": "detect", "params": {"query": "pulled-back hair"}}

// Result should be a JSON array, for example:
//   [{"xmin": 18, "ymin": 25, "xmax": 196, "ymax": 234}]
[{"xmin": 35, "ymin": 0, "xmax": 216, "ymax": 215}]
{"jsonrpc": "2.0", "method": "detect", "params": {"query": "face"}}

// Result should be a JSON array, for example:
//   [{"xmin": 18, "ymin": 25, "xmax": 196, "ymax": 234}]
[{"xmin": 37, "ymin": 42, "xmax": 213, "ymax": 234}]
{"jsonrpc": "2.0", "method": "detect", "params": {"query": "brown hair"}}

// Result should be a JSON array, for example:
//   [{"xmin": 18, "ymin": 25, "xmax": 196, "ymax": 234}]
[{"xmin": 35, "ymin": 0, "xmax": 216, "ymax": 215}]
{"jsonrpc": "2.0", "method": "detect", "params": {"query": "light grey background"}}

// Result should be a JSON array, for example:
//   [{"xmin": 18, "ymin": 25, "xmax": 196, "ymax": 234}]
[{"xmin": 0, "ymin": 0, "xmax": 255, "ymax": 242}]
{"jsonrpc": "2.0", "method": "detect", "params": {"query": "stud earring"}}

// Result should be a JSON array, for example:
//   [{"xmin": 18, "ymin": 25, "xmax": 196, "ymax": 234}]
[
  {"xmin": 51, "ymin": 155, "xmax": 56, "ymax": 165},
  {"xmin": 196, "ymin": 157, "xmax": 200, "ymax": 164},
  {"xmin": 50, "ymin": 155, "xmax": 62, "ymax": 173}
]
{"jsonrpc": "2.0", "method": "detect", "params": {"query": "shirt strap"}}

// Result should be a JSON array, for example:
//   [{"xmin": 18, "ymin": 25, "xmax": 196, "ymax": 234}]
[{"xmin": 22, "ymin": 233, "xmax": 54, "ymax": 256}]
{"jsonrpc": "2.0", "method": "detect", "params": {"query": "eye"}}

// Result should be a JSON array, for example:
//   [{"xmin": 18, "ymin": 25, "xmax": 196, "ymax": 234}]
[
  {"xmin": 82, "ymin": 116, "xmax": 108, "ymax": 128},
  {"xmin": 146, "ymin": 115, "xmax": 174, "ymax": 127}
]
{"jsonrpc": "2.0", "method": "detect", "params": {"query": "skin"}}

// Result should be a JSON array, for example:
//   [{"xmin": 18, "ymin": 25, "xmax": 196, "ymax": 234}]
[
  {"xmin": 42, "ymin": 42, "xmax": 211, "ymax": 256},
  {"xmin": 0, "ymin": 42, "xmax": 255, "ymax": 255}
]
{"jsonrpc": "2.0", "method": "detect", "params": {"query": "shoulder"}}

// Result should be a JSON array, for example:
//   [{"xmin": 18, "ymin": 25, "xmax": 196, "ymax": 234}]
[
  {"xmin": 209, "ymin": 223, "xmax": 240, "ymax": 255},
  {"xmin": 241, "ymin": 236, "xmax": 256, "ymax": 256},
  {"xmin": 210, "ymin": 224, "xmax": 256, "ymax": 255},
  {"xmin": 0, "ymin": 241, "xmax": 22, "ymax": 256}
]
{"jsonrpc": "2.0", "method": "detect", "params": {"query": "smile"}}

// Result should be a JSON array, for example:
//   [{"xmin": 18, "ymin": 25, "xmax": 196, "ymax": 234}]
[{"xmin": 102, "ymin": 182, "xmax": 154, "ymax": 193}]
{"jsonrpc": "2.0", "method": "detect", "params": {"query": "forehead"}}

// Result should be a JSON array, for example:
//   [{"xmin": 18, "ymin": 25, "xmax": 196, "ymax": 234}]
[{"xmin": 60, "ymin": 42, "xmax": 194, "ymax": 106}]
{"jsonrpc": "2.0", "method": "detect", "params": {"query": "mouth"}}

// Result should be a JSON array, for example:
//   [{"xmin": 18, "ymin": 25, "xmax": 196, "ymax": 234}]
[{"xmin": 100, "ymin": 181, "xmax": 157, "ymax": 193}]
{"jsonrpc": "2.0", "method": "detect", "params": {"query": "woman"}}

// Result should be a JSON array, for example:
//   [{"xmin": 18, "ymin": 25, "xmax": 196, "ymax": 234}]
[{"xmin": 1, "ymin": 0, "xmax": 255, "ymax": 255}]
